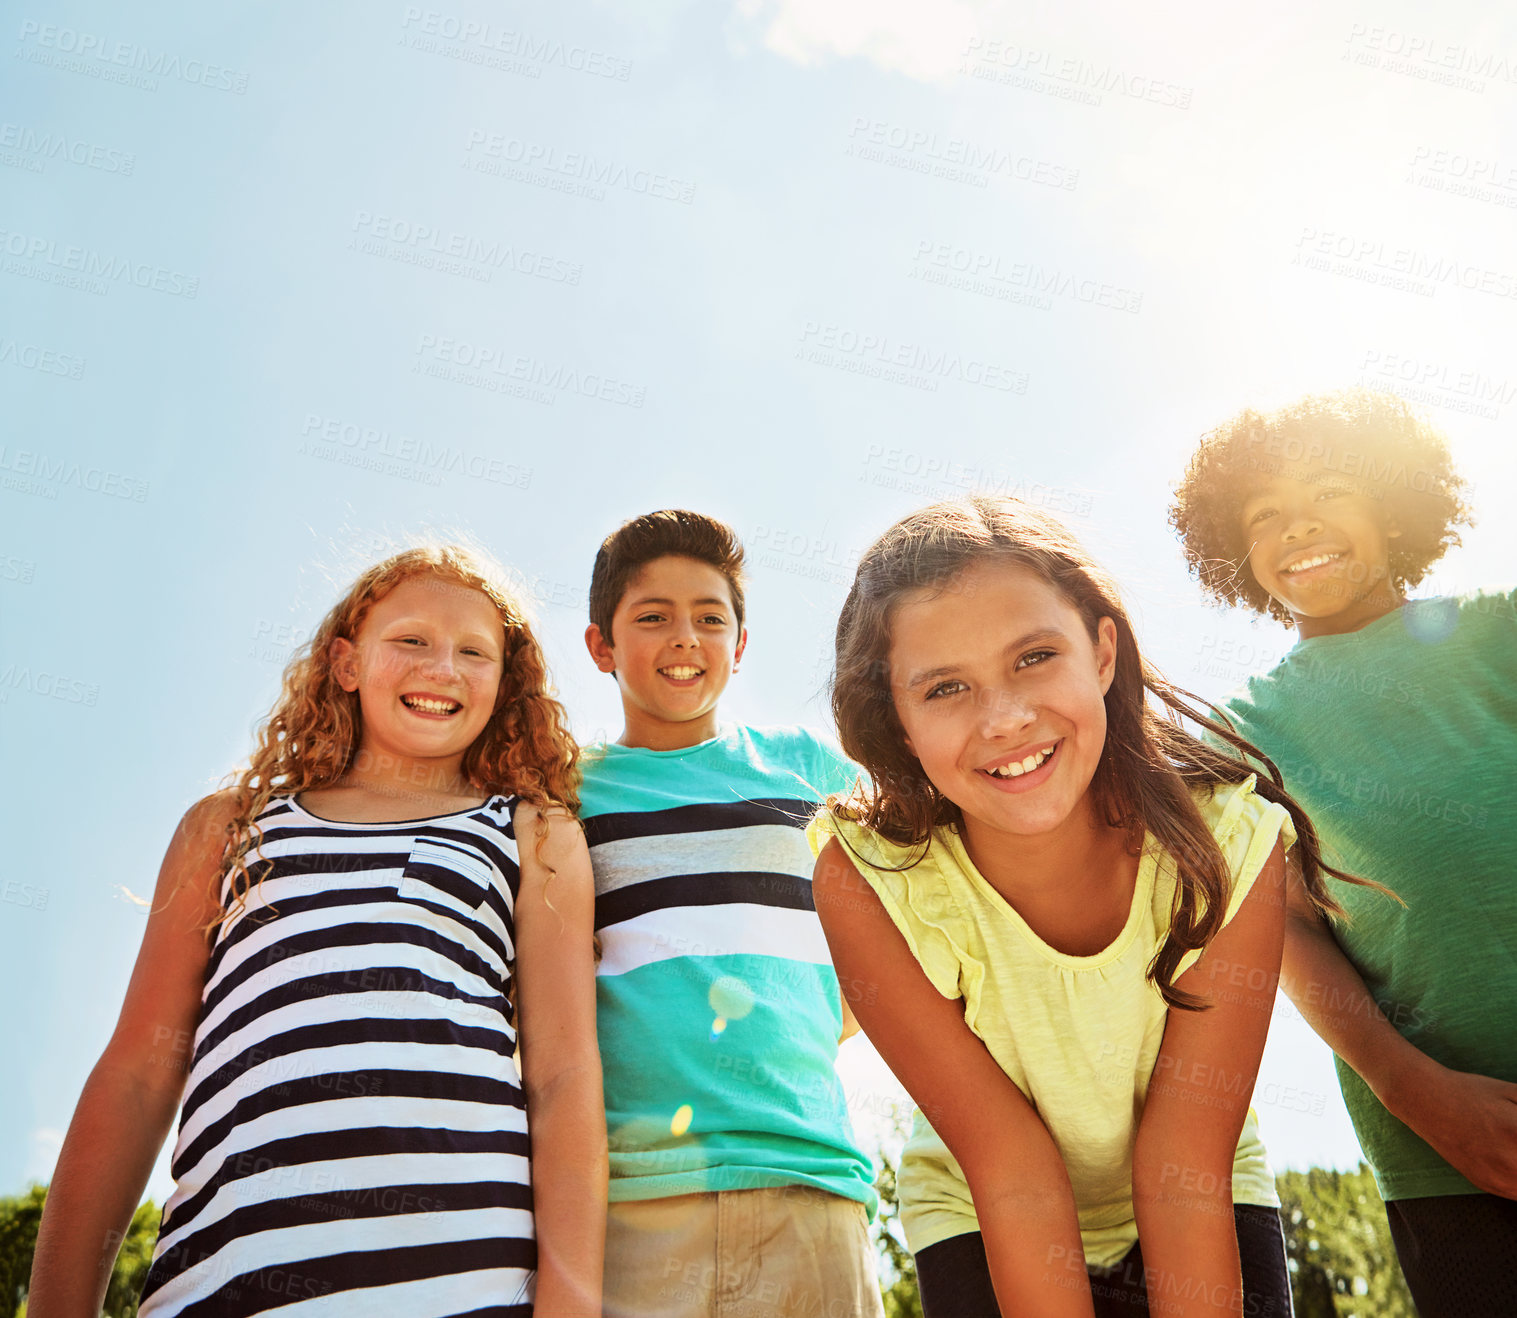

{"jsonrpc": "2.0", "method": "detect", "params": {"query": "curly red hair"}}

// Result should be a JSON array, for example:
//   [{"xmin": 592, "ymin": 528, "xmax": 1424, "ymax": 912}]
[{"xmin": 213, "ymin": 545, "xmax": 578, "ymax": 923}]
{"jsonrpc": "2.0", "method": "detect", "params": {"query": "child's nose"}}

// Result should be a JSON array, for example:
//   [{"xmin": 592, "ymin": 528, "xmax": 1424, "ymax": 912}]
[
  {"xmin": 978, "ymin": 686, "xmax": 1035, "ymax": 735},
  {"xmin": 1281, "ymin": 511, "xmax": 1324, "ymax": 542},
  {"xmin": 420, "ymin": 649, "xmax": 459, "ymax": 678}
]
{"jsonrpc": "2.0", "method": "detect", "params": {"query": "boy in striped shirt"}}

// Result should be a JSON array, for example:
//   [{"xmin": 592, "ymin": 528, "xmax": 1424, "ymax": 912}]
[{"xmin": 579, "ymin": 509, "xmax": 882, "ymax": 1318}]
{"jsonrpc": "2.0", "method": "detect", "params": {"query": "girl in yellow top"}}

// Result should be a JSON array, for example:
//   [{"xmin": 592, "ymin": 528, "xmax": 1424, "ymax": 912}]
[{"xmin": 810, "ymin": 498, "xmax": 1372, "ymax": 1317}]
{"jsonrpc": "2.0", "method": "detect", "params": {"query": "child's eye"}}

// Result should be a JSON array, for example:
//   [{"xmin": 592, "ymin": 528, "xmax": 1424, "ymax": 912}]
[
  {"xmin": 1246, "ymin": 507, "xmax": 1276, "ymax": 527},
  {"xmin": 699, "ymin": 614, "xmax": 727, "ymax": 626},
  {"xmin": 635, "ymin": 612, "xmax": 665, "ymax": 624},
  {"xmin": 1316, "ymin": 487, "xmax": 1347, "ymax": 501},
  {"xmin": 925, "ymin": 680, "xmax": 967, "ymax": 700},
  {"xmin": 1016, "ymin": 649, "xmax": 1056, "ymax": 669}
]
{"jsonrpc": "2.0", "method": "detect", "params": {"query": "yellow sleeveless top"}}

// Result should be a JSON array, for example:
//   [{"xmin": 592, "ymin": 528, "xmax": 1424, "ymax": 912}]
[{"xmin": 808, "ymin": 777, "xmax": 1289, "ymax": 1268}]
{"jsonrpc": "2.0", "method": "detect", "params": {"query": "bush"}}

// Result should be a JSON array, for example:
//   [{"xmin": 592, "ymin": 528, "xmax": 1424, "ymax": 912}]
[
  {"xmin": 1, "ymin": 1185, "xmax": 159, "ymax": 1318},
  {"xmin": 1276, "ymin": 1164, "xmax": 1415, "ymax": 1318}
]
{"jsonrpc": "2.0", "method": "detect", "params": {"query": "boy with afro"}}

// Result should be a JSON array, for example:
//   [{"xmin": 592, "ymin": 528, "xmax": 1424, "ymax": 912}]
[{"xmin": 1171, "ymin": 387, "xmax": 1516, "ymax": 1317}]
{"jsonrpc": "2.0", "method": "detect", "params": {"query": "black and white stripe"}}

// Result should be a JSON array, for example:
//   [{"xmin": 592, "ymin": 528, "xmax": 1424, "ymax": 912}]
[
  {"xmin": 139, "ymin": 795, "xmax": 535, "ymax": 1317},
  {"xmin": 584, "ymin": 797, "xmax": 831, "ymax": 976}
]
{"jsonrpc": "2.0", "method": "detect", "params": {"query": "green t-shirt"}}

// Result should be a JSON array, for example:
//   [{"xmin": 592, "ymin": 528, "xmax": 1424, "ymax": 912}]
[{"xmin": 1220, "ymin": 590, "xmax": 1517, "ymax": 1199}]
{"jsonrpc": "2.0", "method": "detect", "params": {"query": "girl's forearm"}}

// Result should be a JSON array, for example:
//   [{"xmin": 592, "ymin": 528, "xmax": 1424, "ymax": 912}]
[
  {"xmin": 526, "ymin": 1066, "xmax": 607, "ymax": 1318},
  {"xmin": 1132, "ymin": 1178, "xmax": 1243, "ymax": 1316},
  {"xmin": 28, "ymin": 1058, "xmax": 182, "ymax": 1318},
  {"xmin": 969, "ymin": 1161, "xmax": 1097, "ymax": 1317}
]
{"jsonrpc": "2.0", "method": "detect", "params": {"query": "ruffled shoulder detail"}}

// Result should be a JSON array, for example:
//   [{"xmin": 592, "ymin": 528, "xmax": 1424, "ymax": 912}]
[
  {"xmin": 1171, "ymin": 775, "xmax": 1296, "ymax": 978},
  {"xmin": 807, "ymin": 812, "xmax": 981, "ymax": 1011}
]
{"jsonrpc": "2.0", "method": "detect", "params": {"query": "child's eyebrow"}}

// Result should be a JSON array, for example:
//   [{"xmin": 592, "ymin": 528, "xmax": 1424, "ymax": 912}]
[
  {"xmin": 382, "ymin": 616, "xmax": 501, "ymax": 648},
  {"xmin": 902, "ymin": 629, "xmax": 1066, "ymax": 688},
  {"xmin": 629, "ymin": 596, "xmax": 729, "ymax": 609}
]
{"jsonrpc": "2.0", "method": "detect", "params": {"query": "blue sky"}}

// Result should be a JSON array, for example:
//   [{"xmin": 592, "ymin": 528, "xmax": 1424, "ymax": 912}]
[{"xmin": 3, "ymin": 0, "xmax": 1514, "ymax": 1200}]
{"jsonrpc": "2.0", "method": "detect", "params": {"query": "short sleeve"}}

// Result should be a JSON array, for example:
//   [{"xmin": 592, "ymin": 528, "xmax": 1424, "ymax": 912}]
[
  {"xmin": 807, "ymin": 813, "xmax": 972, "ymax": 1005},
  {"xmin": 1173, "ymin": 775, "xmax": 1295, "ymax": 978},
  {"xmin": 797, "ymin": 727, "xmax": 864, "ymax": 800}
]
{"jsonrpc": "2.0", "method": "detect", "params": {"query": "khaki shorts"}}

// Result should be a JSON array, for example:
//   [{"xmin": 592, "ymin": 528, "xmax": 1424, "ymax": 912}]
[{"xmin": 604, "ymin": 1185, "xmax": 885, "ymax": 1318}]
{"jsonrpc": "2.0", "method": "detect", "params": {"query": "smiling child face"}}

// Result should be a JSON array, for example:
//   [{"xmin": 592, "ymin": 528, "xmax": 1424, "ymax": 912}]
[
  {"xmin": 1239, "ymin": 470, "xmax": 1402, "ymax": 636},
  {"xmin": 887, "ymin": 557, "xmax": 1117, "ymax": 851},
  {"xmin": 588, "ymin": 554, "xmax": 747, "ymax": 749},
  {"xmin": 331, "ymin": 573, "xmax": 504, "ymax": 773}
]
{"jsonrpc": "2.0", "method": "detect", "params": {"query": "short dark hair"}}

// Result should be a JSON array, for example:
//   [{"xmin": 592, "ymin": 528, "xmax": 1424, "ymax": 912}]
[
  {"xmin": 1169, "ymin": 388, "xmax": 1474, "ymax": 622},
  {"xmin": 588, "ymin": 509, "xmax": 746, "ymax": 644}
]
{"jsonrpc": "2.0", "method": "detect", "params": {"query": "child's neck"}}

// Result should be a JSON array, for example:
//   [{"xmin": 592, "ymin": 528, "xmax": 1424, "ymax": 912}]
[
  {"xmin": 1294, "ymin": 586, "xmax": 1405, "ymax": 640},
  {"xmin": 617, "ymin": 708, "xmax": 722, "ymax": 751},
  {"xmin": 303, "ymin": 747, "xmax": 484, "ymax": 822},
  {"xmin": 962, "ymin": 800, "xmax": 1141, "ymax": 958}
]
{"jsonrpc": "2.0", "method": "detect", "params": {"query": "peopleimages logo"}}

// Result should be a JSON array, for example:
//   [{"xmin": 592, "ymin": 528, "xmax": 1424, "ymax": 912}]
[
  {"xmin": 348, "ymin": 212, "xmax": 582, "ymax": 285},
  {"xmin": 845, "ymin": 118, "xmax": 1079, "ymax": 191},
  {"xmin": 463, "ymin": 132, "xmax": 696, "ymax": 204},
  {"xmin": 399, "ymin": 8, "xmax": 632, "ymax": 81},
  {"xmin": 0, "ymin": 227, "xmax": 198, "ymax": 297},
  {"xmin": 15, "ymin": 20, "xmax": 250, "ymax": 93},
  {"xmin": 0, "ymin": 122, "xmax": 135, "ymax": 174},
  {"xmin": 911, "ymin": 240, "xmax": 1142, "ymax": 313},
  {"xmin": 797, "ymin": 322, "xmax": 1029, "ymax": 394}
]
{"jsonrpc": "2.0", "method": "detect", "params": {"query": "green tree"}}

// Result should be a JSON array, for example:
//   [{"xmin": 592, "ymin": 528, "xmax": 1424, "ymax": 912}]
[
  {"xmin": 873, "ymin": 1133, "xmax": 923, "ymax": 1318},
  {"xmin": 1, "ymin": 1185, "xmax": 46, "ymax": 1317},
  {"xmin": 0, "ymin": 1184, "xmax": 160, "ymax": 1318},
  {"xmin": 1276, "ymin": 1164, "xmax": 1415, "ymax": 1318}
]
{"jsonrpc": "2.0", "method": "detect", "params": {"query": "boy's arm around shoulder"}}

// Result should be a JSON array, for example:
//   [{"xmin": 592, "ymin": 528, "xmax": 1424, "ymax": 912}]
[
  {"xmin": 1132, "ymin": 841, "xmax": 1286, "ymax": 1317},
  {"xmin": 812, "ymin": 838, "xmax": 1096, "ymax": 1317},
  {"xmin": 28, "ymin": 793, "xmax": 232, "ymax": 1318},
  {"xmin": 1279, "ymin": 859, "xmax": 1517, "ymax": 1198},
  {"xmin": 512, "ymin": 802, "xmax": 606, "ymax": 1318}
]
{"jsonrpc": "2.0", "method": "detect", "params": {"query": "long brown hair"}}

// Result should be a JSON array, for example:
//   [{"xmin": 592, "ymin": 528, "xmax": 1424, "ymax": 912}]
[
  {"xmin": 830, "ymin": 497, "xmax": 1381, "ymax": 1009},
  {"xmin": 215, "ymin": 545, "xmax": 579, "ymax": 924}
]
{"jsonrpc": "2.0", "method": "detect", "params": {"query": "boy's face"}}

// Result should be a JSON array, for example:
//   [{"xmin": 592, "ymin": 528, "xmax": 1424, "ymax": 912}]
[
  {"xmin": 1238, "ymin": 469, "xmax": 1401, "ymax": 636},
  {"xmin": 585, "ymin": 554, "xmax": 747, "ymax": 749}
]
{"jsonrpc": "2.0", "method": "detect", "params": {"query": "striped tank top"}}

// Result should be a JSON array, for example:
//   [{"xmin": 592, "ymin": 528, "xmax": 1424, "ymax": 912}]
[{"xmin": 138, "ymin": 794, "xmax": 535, "ymax": 1317}]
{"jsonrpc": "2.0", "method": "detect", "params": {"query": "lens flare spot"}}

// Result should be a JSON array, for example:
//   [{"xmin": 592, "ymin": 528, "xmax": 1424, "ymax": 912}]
[
  {"xmin": 670, "ymin": 1104, "xmax": 694, "ymax": 1137},
  {"xmin": 711, "ymin": 1017, "xmax": 728, "ymax": 1036},
  {"xmin": 708, "ymin": 976, "xmax": 755, "ymax": 1022}
]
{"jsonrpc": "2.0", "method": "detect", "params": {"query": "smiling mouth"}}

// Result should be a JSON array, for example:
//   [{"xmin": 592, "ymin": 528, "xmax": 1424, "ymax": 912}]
[
  {"xmin": 980, "ymin": 742, "xmax": 1058, "ymax": 779},
  {"xmin": 660, "ymin": 666, "xmax": 704, "ymax": 681},
  {"xmin": 401, "ymin": 695, "xmax": 462, "ymax": 716},
  {"xmin": 1283, "ymin": 551, "xmax": 1344, "ymax": 576}
]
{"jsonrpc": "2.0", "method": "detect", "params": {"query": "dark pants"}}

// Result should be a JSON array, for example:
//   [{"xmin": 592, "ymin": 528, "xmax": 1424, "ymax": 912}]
[
  {"xmin": 914, "ymin": 1204, "xmax": 1292, "ymax": 1317},
  {"xmin": 1384, "ymin": 1192, "xmax": 1517, "ymax": 1318}
]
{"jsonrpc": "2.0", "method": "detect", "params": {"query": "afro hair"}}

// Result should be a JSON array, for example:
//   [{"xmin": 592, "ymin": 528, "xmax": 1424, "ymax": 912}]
[{"xmin": 1170, "ymin": 388, "xmax": 1474, "ymax": 623}]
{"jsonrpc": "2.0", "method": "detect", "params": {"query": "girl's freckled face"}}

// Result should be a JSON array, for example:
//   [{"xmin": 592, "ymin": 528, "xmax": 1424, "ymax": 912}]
[
  {"xmin": 886, "ymin": 559, "xmax": 1116, "ymax": 850},
  {"xmin": 335, "ymin": 575, "xmax": 505, "ymax": 765}
]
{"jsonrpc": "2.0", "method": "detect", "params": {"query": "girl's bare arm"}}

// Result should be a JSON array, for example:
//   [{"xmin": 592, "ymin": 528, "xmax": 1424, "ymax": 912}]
[
  {"xmin": 513, "ymin": 803, "xmax": 606, "ymax": 1318},
  {"xmin": 27, "ymin": 797, "xmax": 229, "ymax": 1318},
  {"xmin": 813, "ymin": 839, "xmax": 1095, "ymax": 1317},
  {"xmin": 1132, "ymin": 842, "xmax": 1287, "ymax": 1317}
]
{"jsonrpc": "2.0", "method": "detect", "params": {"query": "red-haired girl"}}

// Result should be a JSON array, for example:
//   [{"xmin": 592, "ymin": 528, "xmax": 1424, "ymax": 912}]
[{"xmin": 30, "ymin": 546, "xmax": 604, "ymax": 1317}]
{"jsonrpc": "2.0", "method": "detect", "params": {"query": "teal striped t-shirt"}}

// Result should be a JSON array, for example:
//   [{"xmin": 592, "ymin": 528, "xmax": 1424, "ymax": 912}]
[{"xmin": 579, "ymin": 723, "xmax": 877, "ymax": 1213}]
